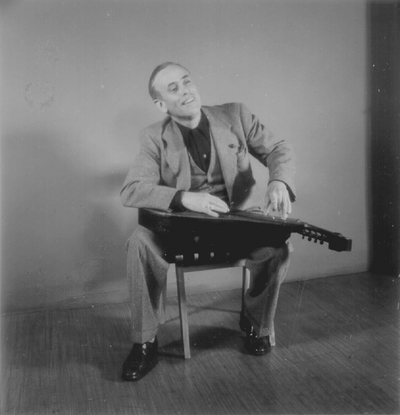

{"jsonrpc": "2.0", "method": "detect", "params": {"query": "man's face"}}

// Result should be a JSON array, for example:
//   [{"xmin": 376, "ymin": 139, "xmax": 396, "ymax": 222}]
[{"xmin": 153, "ymin": 65, "xmax": 202, "ymax": 123}]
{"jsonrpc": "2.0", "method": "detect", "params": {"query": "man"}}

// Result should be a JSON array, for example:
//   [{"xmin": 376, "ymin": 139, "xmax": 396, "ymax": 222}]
[{"xmin": 120, "ymin": 62, "xmax": 296, "ymax": 381}]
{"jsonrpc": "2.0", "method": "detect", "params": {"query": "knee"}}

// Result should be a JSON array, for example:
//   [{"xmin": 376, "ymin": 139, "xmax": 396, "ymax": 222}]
[
  {"xmin": 125, "ymin": 225, "xmax": 167, "ymax": 260},
  {"xmin": 283, "ymin": 241, "xmax": 293, "ymax": 259},
  {"xmin": 126, "ymin": 225, "xmax": 147, "ymax": 244},
  {"xmin": 126, "ymin": 225, "xmax": 154, "ymax": 248},
  {"xmin": 274, "ymin": 241, "xmax": 293, "ymax": 267},
  {"xmin": 273, "ymin": 240, "xmax": 293, "ymax": 264},
  {"xmin": 249, "ymin": 240, "xmax": 292, "ymax": 263}
]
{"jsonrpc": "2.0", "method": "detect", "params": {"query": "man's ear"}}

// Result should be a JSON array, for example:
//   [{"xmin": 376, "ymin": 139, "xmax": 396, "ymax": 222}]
[{"xmin": 154, "ymin": 99, "xmax": 168, "ymax": 114}]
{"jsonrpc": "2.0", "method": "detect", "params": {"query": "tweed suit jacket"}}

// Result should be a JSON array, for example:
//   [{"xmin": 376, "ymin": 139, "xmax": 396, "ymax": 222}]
[{"xmin": 121, "ymin": 102, "xmax": 296, "ymax": 212}]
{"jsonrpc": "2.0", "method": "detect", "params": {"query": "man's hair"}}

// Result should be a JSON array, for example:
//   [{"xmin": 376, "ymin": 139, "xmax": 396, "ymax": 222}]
[{"xmin": 148, "ymin": 62, "xmax": 190, "ymax": 100}]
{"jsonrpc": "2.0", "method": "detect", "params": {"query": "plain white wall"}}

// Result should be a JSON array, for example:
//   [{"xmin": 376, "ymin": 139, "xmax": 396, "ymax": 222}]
[{"xmin": 1, "ymin": 0, "xmax": 369, "ymax": 312}]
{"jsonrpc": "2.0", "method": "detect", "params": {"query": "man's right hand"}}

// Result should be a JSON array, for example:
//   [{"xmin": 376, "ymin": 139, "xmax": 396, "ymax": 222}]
[{"xmin": 181, "ymin": 192, "xmax": 230, "ymax": 217}]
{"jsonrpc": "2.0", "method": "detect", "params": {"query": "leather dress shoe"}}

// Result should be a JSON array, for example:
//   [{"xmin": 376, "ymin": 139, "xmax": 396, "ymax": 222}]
[
  {"xmin": 239, "ymin": 313, "xmax": 272, "ymax": 356},
  {"xmin": 122, "ymin": 337, "xmax": 158, "ymax": 381}
]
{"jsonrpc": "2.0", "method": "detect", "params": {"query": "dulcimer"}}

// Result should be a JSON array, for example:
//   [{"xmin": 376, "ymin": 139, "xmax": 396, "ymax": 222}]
[{"xmin": 138, "ymin": 209, "xmax": 352, "ymax": 258}]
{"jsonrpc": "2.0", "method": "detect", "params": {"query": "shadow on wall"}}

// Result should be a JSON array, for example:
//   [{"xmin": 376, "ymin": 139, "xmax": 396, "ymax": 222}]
[{"xmin": 1, "ymin": 127, "xmax": 130, "ymax": 312}]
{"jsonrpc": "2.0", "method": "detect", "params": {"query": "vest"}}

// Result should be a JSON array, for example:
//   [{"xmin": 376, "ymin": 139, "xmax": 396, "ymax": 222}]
[{"xmin": 187, "ymin": 131, "xmax": 229, "ymax": 203}]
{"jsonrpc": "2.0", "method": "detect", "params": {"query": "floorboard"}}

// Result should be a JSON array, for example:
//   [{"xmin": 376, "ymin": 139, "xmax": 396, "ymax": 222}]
[{"xmin": 1, "ymin": 272, "xmax": 399, "ymax": 415}]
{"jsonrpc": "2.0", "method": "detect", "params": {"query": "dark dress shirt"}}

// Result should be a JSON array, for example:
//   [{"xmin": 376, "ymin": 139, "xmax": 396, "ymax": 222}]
[
  {"xmin": 169, "ymin": 110, "xmax": 212, "ymax": 210},
  {"xmin": 176, "ymin": 110, "xmax": 211, "ymax": 172}
]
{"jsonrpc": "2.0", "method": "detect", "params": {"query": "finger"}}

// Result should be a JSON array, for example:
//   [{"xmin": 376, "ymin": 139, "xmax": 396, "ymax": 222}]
[
  {"xmin": 211, "ymin": 204, "xmax": 230, "ymax": 213},
  {"xmin": 280, "ymin": 194, "xmax": 292, "ymax": 219},
  {"xmin": 206, "ymin": 202, "xmax": 226, "ymax": 214},
  {"xmin": 287, "ymin": 198, "xmax": 292, "ymax": 214},
  {"xmin": 280, "ymin": 198, "xmax": 288, "ymax": 220},
  {"xmin": 281, "ymin": 207, "xmax": 288, "ymax": 219},
  {"xmin": 207, "ymin": 210, "xmax": 219, "ymax": 217},
  {"xmin": 268, "ymin": 194, "xmax": 278, "ymax": 212},
  {"xmin": 204, "ymin": 204, "xmax": 219, "ymax": 217},
  {"xmin": 209, "ymin": 197, "xmax": 229, "ymax": 212}
]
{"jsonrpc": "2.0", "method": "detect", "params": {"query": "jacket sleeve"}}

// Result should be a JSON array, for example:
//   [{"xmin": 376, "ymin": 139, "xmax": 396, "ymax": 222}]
[
  {"xmin": 120, "ymin": 129, "xmax": 178, "ymax": 210},
  {"xmin": 238, "ymin": 103, "xmax": 297, "ymax": 202}
]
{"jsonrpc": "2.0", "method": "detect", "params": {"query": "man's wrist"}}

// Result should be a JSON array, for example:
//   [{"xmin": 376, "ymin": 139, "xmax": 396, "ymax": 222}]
[
  {"xmin": 269, "ymin": 180, "xmax": 295, "ymax": 202},
  {"xmin": 169, "ymin": 190, "xmax": 185, "ymax": 211},
  {"xmin": 269, "ymin": 179, "xmax": 286, "ymax": 187}
]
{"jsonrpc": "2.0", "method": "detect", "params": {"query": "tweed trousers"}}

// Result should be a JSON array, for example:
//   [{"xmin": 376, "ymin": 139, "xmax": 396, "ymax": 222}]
[{"xmin": 126, "ymin": 225, "xmax": 292, "ymax": 344}]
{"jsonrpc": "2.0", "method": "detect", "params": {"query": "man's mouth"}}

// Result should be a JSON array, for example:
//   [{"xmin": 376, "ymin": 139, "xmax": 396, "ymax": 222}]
[{"xmin": 182, "ymin": 97, "xmax": 195, "ymax": 105}]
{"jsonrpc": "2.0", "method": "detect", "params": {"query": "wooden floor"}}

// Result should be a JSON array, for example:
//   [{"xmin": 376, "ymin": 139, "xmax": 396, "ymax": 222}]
[{"xmin": 1, "ymin": 272, "xmax": 399, "ymax": 415}]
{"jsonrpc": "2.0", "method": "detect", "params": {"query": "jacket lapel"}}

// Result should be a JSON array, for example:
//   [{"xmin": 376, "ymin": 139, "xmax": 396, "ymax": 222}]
[
  {"xmin": 162, "ymin": 119, "xmax": 191, "ymax": 190},
  {"xmin": 203, "ymin": 107, "xmax": 238, "ymax": 200}
]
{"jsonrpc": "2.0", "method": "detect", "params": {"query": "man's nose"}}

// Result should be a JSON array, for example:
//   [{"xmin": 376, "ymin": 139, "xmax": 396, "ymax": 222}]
[{"xmin": 181, "ymin": 85, "xmax": 191, "ymax": 96}]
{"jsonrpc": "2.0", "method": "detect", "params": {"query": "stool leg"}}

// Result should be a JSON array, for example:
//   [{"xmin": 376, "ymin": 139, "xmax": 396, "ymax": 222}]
[
  {"xmin": 270, "ymin": 321, "xmax": 276, "ymax": 347},
  {"xmin": 175, "ymin": 266, "xmax": 191, "ymax": 359},
  {"xmin": 241, "ymin": 266, "xmax": 250, "ymax": 311},
  {"xmin": 159, "ymin": 283, "xmax": 167, "ymax": 324}
]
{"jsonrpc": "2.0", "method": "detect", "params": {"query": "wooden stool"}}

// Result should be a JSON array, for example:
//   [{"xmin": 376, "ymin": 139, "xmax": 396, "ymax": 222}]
[{"xmin": 159, "ymin": 260, "xmax": 276, "ymax": 359}]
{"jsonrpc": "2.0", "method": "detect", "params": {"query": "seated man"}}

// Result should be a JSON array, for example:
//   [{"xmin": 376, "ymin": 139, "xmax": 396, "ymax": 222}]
[{"xmin": 120, "ymin": 62, "xmax": 296, "ymax": 381}]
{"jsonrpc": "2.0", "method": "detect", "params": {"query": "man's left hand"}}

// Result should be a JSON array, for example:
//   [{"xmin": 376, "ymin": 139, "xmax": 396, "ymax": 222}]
[{"xmin": 266, "ymin": 180, "xmax": 292, "ymax": 220}]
